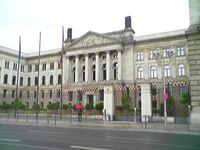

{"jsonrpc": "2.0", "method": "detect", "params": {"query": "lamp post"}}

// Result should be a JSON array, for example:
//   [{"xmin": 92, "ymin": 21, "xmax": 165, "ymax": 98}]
[{"xmin": 154, "ymin": 50, "xmax": 173, "ymax": 127}]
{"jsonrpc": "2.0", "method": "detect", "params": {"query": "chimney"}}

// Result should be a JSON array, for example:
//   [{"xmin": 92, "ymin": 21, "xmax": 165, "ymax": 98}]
[
  {"xmin": 67, "ymin": 28, "xmax": 72, "ymax": 40},
  {"xmin": 125, "ymin": 16, "xmax": 132, "ymax": 29}
]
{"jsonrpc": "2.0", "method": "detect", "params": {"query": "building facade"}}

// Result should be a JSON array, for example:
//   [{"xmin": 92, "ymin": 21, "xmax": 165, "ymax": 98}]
[{"xmin": 0, "ymin": 16, "xmax": 190, "ymax": 118}]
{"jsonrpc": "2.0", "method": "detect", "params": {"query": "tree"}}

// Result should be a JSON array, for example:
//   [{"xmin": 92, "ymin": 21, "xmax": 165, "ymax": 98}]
[
  {"xmin": 12, "ymin": 99, "xmax": 26, "ymax": 111},
  {"xmin": 121, "ymin": 94, "xmax": 132, "ymax": 111},
  {"xmin": 32, "ymin": 103, "xmax": 40, "ymax": 113},
  {"xmin": 1, "ymin": 103, "xmax": 12, "ymax": 112}
]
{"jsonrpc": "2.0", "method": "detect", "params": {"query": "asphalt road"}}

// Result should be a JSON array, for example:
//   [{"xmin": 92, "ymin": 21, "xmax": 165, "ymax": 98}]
[{"xmin": 0, "ymin": 123, "xmax": 199, "ymax": 150}]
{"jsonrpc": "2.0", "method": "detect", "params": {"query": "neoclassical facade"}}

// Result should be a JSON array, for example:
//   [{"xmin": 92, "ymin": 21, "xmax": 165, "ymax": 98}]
[{"xmin": 0, "ymin": 16, "xmax": 190, "ymax": 116}]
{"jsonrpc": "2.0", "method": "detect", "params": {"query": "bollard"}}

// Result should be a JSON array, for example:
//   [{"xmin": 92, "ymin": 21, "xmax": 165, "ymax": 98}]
[
  {"xmin": 70, "ymin": 111, "xmax": 72, "ymax": 123},
  {"xmin": 144, "ymin": 116, "xmax": 147, "ymax": 129},
  {"xmin": 47, "ymin": 113, "xmax": 49, "ymax": 124},
  {"xmin": 134, "ymin": 108, "xmax": 137, "ymax": 123},
  {"xmin": 103, "ymin": 109, "xmax": 106, "ymax": 122},
  {"xmin": 26, "ymin": 112, "xmax": 28, "ymax": 123},
  {"xmin": 187, "ymin": 105, "xmax": 191, "ymax": 130},
  {"xmin": 16, "ymin": 111, "xmax": 18, "ymax": 122},
  {"xmin": 54, "ymin": 113, "xmax": 57, "ymax": 125},
  {"xmin": 7, "ymin": 111, "xmax": 9, "ymax": 122}
]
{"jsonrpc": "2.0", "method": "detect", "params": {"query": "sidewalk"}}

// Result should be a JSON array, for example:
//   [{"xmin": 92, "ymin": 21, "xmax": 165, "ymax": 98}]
[{"xmin": 0, "ymin": 114, "xmax": 200, "ymax": 135}]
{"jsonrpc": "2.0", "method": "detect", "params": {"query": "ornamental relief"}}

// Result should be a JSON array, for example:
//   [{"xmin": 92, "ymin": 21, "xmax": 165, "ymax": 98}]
[{"xmin": 69, "ymin": 33, "xmax": 119, "ymax": 49}]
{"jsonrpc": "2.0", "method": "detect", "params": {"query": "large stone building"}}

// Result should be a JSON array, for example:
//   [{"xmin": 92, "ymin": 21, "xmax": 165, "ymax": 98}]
[{"xmin": 0, "ymin": 0, "xmax": 199, "ymax": 122}]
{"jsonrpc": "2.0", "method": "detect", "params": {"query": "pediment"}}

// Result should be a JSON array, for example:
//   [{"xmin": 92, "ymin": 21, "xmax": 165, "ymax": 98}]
[{"xmin": 66, "ymin": 31, "xmax": 122, "ymax": 50}]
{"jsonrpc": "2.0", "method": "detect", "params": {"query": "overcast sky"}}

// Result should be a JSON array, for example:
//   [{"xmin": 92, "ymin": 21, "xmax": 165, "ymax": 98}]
[{"xmin": 0, "ymin": 0, "xmax": 189, "ymax": 53}]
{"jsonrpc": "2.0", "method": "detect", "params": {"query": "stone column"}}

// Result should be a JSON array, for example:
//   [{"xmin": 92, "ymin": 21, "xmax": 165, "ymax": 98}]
[
  {"xmin": 141, "ymin": 83, "xmax": 152, "ymax": 122},
  {"xmin": 95, "ymin": 53, "xmax": 99, "ymax": 82},
  {"xmin": 65, "ymin": 56, "xmax": 69, "ymax": 83},
  {"xmin": 75, "ymin": 56, "xmax": 79, "ymax": 83},
  {"xmin": 103, "ymin": 85, "xmax": 114, "ymax": 121},
  {"xmin": 85, "ymin": 54, "xmax": 89, "ymax": 82},
  {"xmin": 117, "ymin": 50, "xmax": 122, "ymax": 80},
  {"xmin": 106, "ymin": 51, "xmax": 110, "ymax": 81}
]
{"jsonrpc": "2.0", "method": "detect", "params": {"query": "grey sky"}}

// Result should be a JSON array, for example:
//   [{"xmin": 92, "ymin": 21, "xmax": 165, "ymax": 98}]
[{"xmin": 0, "ymin": 0, "xmax": 189, "ymax": 52}]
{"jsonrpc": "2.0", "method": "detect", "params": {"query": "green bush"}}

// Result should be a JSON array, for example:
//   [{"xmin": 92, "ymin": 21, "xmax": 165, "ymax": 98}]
[
  {"xmin": 95, "ymin": 103, "xmax": 103, "ymax": 111},
  {"xmin": 180, "ymin": 92, "xmax": 191, "ymax": 104},
  {"xmin": 121, "ymin": 94, "xmax": 132, "ymax": 111},
  {"xmin": 85, "ymin": 104, "xmax": 94, "ymax": 111},
  {"xmin": 47, "ymin": 103, "xmax": 59, "ymax": 110},
  {"xmin": 62, "ymin": 104, "xmax": 69, "ymax": 110},
  {"xmin": 1, "ymin": 103, "xmax": 12, "ymax": 111},
  {"xmin": 116, "ymin": 105, "xmax": 123, "ymax": 111},
  {"xmin": 32, "ymin": 103, "xmax": 40, "ymax": 113}
]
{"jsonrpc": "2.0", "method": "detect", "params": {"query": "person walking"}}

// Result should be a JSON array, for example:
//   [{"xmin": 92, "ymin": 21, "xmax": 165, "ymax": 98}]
[{"xmin": 76, "ymin": 103, "xmax": 84, "ymax": 121}]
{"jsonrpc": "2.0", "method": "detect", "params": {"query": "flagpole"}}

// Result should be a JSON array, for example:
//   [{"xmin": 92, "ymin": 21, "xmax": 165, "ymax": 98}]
[
  {"xmin": 36, "ymin": 32, "xmax": 41, "ymax": 123},
  {"xmin": 15, "ymin": 36, "xmax": 21, "ymax": 117},
  {"xmin": 60, "ymin": 26, "xmax": 64, "ymax": 119}
]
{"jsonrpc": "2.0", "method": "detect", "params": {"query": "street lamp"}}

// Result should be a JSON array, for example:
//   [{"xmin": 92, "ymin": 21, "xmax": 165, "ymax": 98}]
[{"xmin": 154, "ymin": 50, "xmax": 173, "ymax": 127}]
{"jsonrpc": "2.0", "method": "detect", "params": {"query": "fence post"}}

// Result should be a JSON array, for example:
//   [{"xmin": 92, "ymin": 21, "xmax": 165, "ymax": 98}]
[
  {"xmin": 54, "ymin": 112, "xmax": 57, "ymax": 125},
  {"xmin": 134, "ymin": 107, "xmax": 137, "ymax": 123},
  {"xmin": 47, "ymin": 113, "xmax": 49, "ymax": 124},
  {"xmin": 7, "ymin": 111, "xmax": 9, "ymax": 122},
  {"xmin": 26, "ymin": 112, "xmax": 28, "ymax": 123}
]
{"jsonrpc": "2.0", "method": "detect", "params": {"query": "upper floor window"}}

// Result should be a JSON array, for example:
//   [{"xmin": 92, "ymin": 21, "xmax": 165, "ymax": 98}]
[
  {"xmin": 150, "ymin": 66, "xmax": 157, "ymax": 78},
  {"xmin": 4, "ymin": 74, "xmax": 8, "ymax": 84},
  {"xmin": 137, "ymin": 67, "xmax": 144, "ymax": 79},
  {"xmin": 92, "ymin": 65, "xmax": 96, "ymax": 81},
  {"xmin": 13, "ymin": 63, "xmax": 17, "ymax": 71},
  {"xmin": 149, "ymin": 50, "xmax": 156, "ymax": 59},
  {"xmin": 82, "ymin": 66, "xmax": 85, "ymax": 82},
  {"xmin": 177, "ymin": 47, "xmax": 185, "ymax": 56},
  {"xmin": 102, "ymin": 64, "xmax": 106, "ymax": 80},
  {"xmin": 5, "ymin": 61, "xmax": 9, "ymax": 69},
  {"xmin": 35, "ymin": 77, "xmax": 38, "ymax": 86},
  {"xmin": 42, "ymin": 63, "xmax": 46, "ymax": 71},
  {"xmin": 21, "ymin": 65, "xmax": 24, "ymax": 72},
  {"xmin": 28, "ymin": 65, "xmax": 32, "ymax": 72},
  {"xmin": 178, "ymin": 64, "xmax": 185, "ymax": 76},
  {"xmin": 164, "ymin": 65, "xmax": 170, "ymax": 77},
  {"xmin": 42, "ymin": 76, "xmax": 46, "ymax": 85},
  {"xmin": 137, "ymin": 51, "xmax": 144, "ymax": 61},
  {"xmin": 12, "ymin": 90, "xmax": 15, "ymax": 98},
  {"xmin": 58, "ymin": 61, "xmax": 61, "ymax": 69},
  {"xmin": 3, "ymin": 89, "xmax": 7, "ymax": 98},
  {"xmin": 50, "ymin": 75, "xmax": 54, "ymax": 85},
  {"xmin": 50, "ymin": 62, "xmax": 54, "ymax": 70},
  {"xmin": 12, "ymin": 75, "xmax": 16, "ymax": 85},
  {"xmin": 163, "ymin": 48, "xmax": 172, "ymax": 58},
  {"xmin": 58, "ymin": 74, "xmax": 61, "ymax": 84},
  {"xmin": 20, "ymin": 77, "xmax": 23, "ymax": 86},
  {"xmin": 28, "ymin": 77, "xmax": 31, "ymax": 86},
  {"xmin": 35, "ymin": 64, "xmax": 39, "ymax": 72}
]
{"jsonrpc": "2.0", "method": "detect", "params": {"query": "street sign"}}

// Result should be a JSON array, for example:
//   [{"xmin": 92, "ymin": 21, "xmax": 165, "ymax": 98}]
[{"xmin": 162, "ymin": 93, "xmax": 168, "ymax": 100}]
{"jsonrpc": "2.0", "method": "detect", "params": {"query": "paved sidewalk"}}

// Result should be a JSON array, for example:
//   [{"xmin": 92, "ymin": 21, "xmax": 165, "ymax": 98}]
[{"xmin": 0, "ymin": 114, "xmax": 200, "ymax": 135}]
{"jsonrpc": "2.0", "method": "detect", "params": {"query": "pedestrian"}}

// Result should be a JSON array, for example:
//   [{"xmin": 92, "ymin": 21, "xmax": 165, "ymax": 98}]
[{"xmin": 76, "ymin": 103, "xmax": 84, "ymax": 121}]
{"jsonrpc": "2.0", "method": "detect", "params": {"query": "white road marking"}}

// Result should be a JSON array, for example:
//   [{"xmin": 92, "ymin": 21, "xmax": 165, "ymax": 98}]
[
  {"xmin": 0, "ymin": 142, "xmax": 65, "ymax": 150},
  {"xmin": 70, "ymin": 145, "xmax": 112, "ymax": 150},
  {"xmin": 106, "ymin": 136, "xmax": 160, "ymax": 142},
  {"xmin": 0, "ymin": 138, "xmax": 21, "ymax": 142},
  {"xmin": 29, "ymin": 130, "xmax": 65, "ymax": 135}
]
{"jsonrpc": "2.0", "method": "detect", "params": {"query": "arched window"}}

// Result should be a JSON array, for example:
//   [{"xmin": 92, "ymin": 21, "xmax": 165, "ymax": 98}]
[
  {"xmin": 138, "ymin": 67, "xmax": 144, "ymax": 79},
  {"xmin": 35, "ymin": 77, "xmax": 38, "ymax": 86},
  {"xmin": 178, "ymin": 64, "xmax": 185, "ymax": 76},
  {"xmin": 4, "ymin": 74, "xmax": 8, "ymax": 84},
  {"xmin": 28, "ymin": 77, "xmax": 31, "ymax": 86},
  {"xmin": 42, "ymin": 76, "xmax": 45, "ymax": 85},
  {"xmin": 113, "ymin": 63, "xmax": 118, "ymax": 80},
  {"xmin": 50, "ymin": 75, "xmax": 53, "ymax": 85},
  {"xmin": 102, "ymin": 64, "xmax": 106, "ymax": 80},
  {"xmin": 164, "ymin": 65, "xmax": 170, "ymax": 77},
  {"xmin": 12, "ymin": 75, "xmax": 16, "ymax": 85},
  {"xmin": 92, "ymin": 65, "xmax": 95, "ymax": 81},
  {"xmin": 20, "ymin": 77, "xmax": 23, "ymax": 86},
  {"xmin": 58, "ymin": 74, "xmax": 61, "ymax": 84},
  {"xmin": 82, "ymin": 66, "xmax": 85, "ymax": 82},
  {"xmin": 150, "ymin": 66, "xmax": 157, "ymax": 78}
]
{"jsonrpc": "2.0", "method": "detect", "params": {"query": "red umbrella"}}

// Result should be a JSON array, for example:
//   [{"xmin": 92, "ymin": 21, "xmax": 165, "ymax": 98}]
[{"xmin": 76, "ymin": 105, "xmax": 84, "ymax": 110}]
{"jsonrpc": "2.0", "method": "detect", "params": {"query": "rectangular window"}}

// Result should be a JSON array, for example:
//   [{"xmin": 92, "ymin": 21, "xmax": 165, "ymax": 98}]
[
  {"xmin": 35, "ymin": 64, "xmax": 39, "ymax": 72},
  {"xmin": 34, "ymin": 91, "xmax": 37, "ymax": 98},
  {"xmin": 21, "ymin": 65, "xmax": 24, "ymax": 72},
  {"xmin": 5, "ymin": 61, "xmax": 9, "ymax": 69},
  {"xmin": 58, "ymin": 61, "xmax": 61, "ymax": 69},
  {"xmin": 77, "ymin": 91, "xmax": 82, "ymax": 101},
  {"xmin": 49, "ymin": 90, "xmax": 52, "ymax": 98},
  {"xmin": 13, "ymin": 63, "xmax": 17, "ymax": 71},
  {"xmin": 28, "ymin": 65, "xmax": 32, "ymax": 72},
  {"xmin": 137, "ymin": 51, "xmax": 144, "ymax": 61},
  {"xmin": 3, "ymin": 89, "xmax": 7, "ymax": 98},
  {"xmin": 177, "ymin": 47, "xmax": 185, "ymax": 56},
  {"xmin": 68, "ymin": 91, "xmax": 73, "ymax": 101},
  {"xmin": 12, "ymin": 90, "xmax": 15, "ymax": 98},
  {"xmin": 27, "ymin": 91, "xmax": 30, "ymax": 99},
  {"xmin": 19, "ymin": 91, "xmax": 22, "ymax": 99},
  {"xmin": 149, "ymin": 50, "xmax": 156, "ymax": 59},
  {"xmin": 50, "ymin": 62, "xmax": 54, "ymax": 70},
  {"xmin": 42, "ymin": 64, "xmax": 46, "ymax": 71}
]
